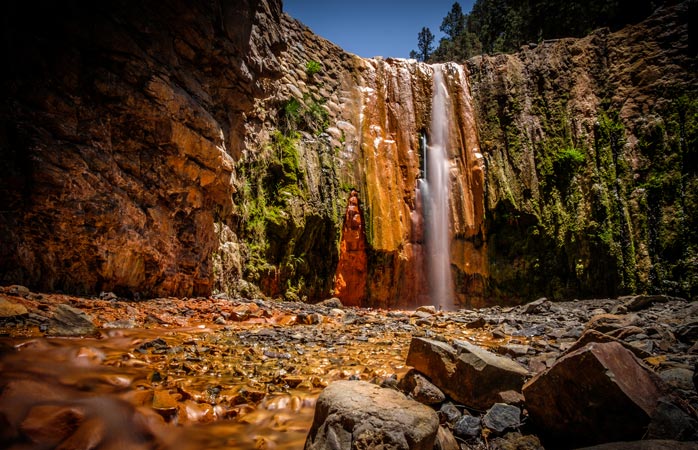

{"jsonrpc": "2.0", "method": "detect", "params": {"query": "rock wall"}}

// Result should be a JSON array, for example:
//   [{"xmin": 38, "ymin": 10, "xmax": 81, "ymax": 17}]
[
  {"xmin": 1, "ymin": 0, "xmax": 695, "ymax": 305},
  {"xmin": 0, "ymin": 0, "xmax": 285, "ymax": 297},
  {"xmin": 468, "ymin": 1, "xmax": 697, "ymax": 302}
]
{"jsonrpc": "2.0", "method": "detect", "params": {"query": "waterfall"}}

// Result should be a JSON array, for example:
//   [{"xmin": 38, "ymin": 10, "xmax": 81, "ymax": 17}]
[{"xmin": 423, "ymin": 65, "xmax": 455, "ymax": 310}]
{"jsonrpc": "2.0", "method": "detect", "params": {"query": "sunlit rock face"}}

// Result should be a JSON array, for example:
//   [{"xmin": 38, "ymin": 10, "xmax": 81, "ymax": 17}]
[
  {"xmin": 334, "ymin": 190, "xmax": 368, "ymax": 306},
  {"xmin": 349, "ymin": 59, "xmax": 487, "ymax": 308},
  {"xmin": 253, "ymin": 18, "xmax": 489, "ymax": 308},
  {"xmin": 0, "ymin": 0, "xmax": 285, "ymax": 297}
]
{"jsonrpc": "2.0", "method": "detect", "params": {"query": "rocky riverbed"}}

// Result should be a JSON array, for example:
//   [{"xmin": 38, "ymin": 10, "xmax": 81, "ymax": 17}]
[{"xmin": 1, "ymin": 285, "xmax": 697, "ymax": 449}]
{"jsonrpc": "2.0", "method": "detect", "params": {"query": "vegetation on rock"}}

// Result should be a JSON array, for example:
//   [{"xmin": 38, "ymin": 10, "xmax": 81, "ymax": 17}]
[{"xmin": 419, "ymin": 0, "xmax": 662, "ymax": 62}]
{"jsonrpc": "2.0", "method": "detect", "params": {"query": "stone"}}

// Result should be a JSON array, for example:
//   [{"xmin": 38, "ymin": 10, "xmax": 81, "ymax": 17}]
[
  {"xmin": 465, "ymin": 316, "xmax": 487, "ymax": 329},
  {"xmin": 453, "ymin": 414, "xmax": 481, "ymax": 440},
  {"xmin": 523, "ymin": 341, "xmax": 664, "ymax": 447},
  {"xmin": 438, "ymin": 402, "xmax": 461, "ymax": 426},
  {"xmin": 659, "ymin": 368, "xmax": 696, "ymax": 392},
  {"xmin": 623, "ymin": 294, "xmax": 671, "ymax": 311},
  {"xmin": 576, "ymin": 440, "xmax": 698, "ymax": 450},
  {"xmin": 497, "ymin": 390, "xmax": 525, "ymax": 407},
  {"xmin": 304, "ymin": 380, "xmax": 438, "ymax": 450},
  {"xmin": 482, "ymin": 403, "xmax": 521, "ymax": 434},
  {"xmin": 397, "ymin": 369, "xmax": 446, "ymax": 405},
  {"xmin": 47, "ymin": 304, "xmax": 96, "ymax": 336},
  {"xmin": 647, "ymin": 398, "xmax": 698, "ymax": 441},
  {"xmin": 565, "ymin": 329, "xmax": 651, "ymax": 359},
  {"xmin": 488, "ymin": 432, "xmax": 543, "ymax": 450},
  {"xmin": 676, "ymin": 320, "xmax": 698, "ymax": 344},
  {"xmin": 0, "ymin": 296, "xmax": 28, "ymax": 318},
  {"xmin": 317, "ymin": 297, "xmax": 343, "ymax": 309},
  {"xmin": 585, "ymin": 313, "xmax": 638, "ymax": 334},
  {"xmin": 416, "ymin": 305, "xmax": 437, "ymax": 314},
  {"xmin": 20, "ymin": 404, "xmax": 85, "ymax": 446},
  {"xmin": 7, "ymin": 285, "xmax": 30, "ymax": 297},
  {"xmin": 406, "ymin": 337, "xmax": 529, "ymax": 410},
  {"xmin": 522, "ymin": 297, "xmax": 550, "ymax": 314},
  {"xmin": 434, "ymin": 426, "xmax": 459, "ymax": 450}
]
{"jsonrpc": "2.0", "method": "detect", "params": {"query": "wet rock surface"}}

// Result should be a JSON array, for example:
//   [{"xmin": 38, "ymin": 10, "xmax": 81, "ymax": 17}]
[{"xmin": 0, "ymin": 286, "xmax": 697, "ymax": 449}]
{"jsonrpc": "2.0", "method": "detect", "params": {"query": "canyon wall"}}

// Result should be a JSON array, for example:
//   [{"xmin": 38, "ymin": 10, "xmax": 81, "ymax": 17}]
[
  {"xmin": 0, "ymin": 0, "xmax": 286, "ymax": 297},
  {"xmin": 1, "ymin": 0, "xmax": 695, "ymax": 305},
  {"xmin": 468, "ymin": 0, "xmax": 697, "ymax": 301}
]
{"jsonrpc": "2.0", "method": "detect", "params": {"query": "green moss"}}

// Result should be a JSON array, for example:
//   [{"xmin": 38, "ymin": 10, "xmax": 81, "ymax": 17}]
[{"xmin": 305, "ymin": 60, "xmax": 322, "ymax": 77}]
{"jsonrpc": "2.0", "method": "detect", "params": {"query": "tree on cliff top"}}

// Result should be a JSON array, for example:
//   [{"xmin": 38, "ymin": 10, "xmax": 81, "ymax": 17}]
[
  {"xmin": 410, "ymin": 26, "xmax": 435, "ymax": 61},
  {"xmin": 421, "ymin": 0, "xmax": 662, "ymax": 62}
]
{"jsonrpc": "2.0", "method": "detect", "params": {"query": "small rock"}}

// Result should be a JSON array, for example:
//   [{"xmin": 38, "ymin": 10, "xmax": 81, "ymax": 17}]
[
  {"xmin": 99, "ymin": 291, "xmax": 118, "ymax": 301},
  {"xmin": 214, "ymin": 316, "xmax": 226, "ymax": 325},
  {"xmin": 7, "ymin": 285, "xmax": 30, "ymax": 297},
  {"xmin": 397, "ymin": 369, "xmax": 445, "ymax": 405},
  {"xmin": 575, "ymin": 440, "xmax": 698, "ymax": 450},
  {"xmin": 317, "ymin": 297, "xmax": 343, "ymax": 308},
  {"xmin": 676, "ymin": 320, "xmax": 698, "ymax": 344},
  {"xmin": 416, "ymin": 305, "xmax": 437, "ymax": 315},
  {"xmin": 47, "ymin": 304, "xmax": 96, "ymax": 336},
  {"xmin": 647, "ymin": 398, "xmax": 698, "ymax": 441},
  {"xmin": 497, "ymin": 344, "xmax": 530, "ymax": 357},
  {"xmin": 453, "ymin": 414, "xmax": 481, "ymax": 439},
  {"xmin": 438, "ymin": 402, "xmax": 461, "ymax": 426},
  {"xmin": 586, "ymin": 313, "xmax": 638, "ymax": 334},
  {"xmin": 624, "ymin": 294, "xmax": 677, "ymax": 312},
  {"xmin": 434, "ymin": 425, "xmax": 459, "ymax": 450},
  {"xmin": 489, "ymin": 432, "xmax": 543, "ymax": 450},
  {"xmin": 497, "ymin": 390, "xmax": 525, "ymax": 407},
  {"xmin": 482, "ymin": 403, "xmax": 521, "ymax": 434},
  {"xmin": 565, "ymin": 329, "xmax": 651, "ymax": 359},
  {"xmin": 0, "ymin": 296, "xmax": 28, "ymax": 318},
  {"xmin": 465, "ymin": 316, "xmax": 487, "ymax": 329},
  {"xmin": 522, "ymin": 297, "xmax": 550, "ymax": 314},
  {"xmin": 304, "ymin": 380, "xmax": 438, "ymax": 450}
]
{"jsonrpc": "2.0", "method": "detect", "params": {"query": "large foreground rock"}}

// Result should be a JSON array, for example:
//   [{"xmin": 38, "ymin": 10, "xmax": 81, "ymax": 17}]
[
  {"xmin": 304, "ymin": 380, "xmax": 438, "ymax": 450},
  {"xmin": 406, "ymin": 337, "xmax": 529, "ymax": 410},
  {"xmin": 523, "ymin": 341, "xmax": 663, "ymax": 447}
]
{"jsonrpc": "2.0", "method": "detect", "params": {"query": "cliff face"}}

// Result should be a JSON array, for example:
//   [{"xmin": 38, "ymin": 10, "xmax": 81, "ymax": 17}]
[
  {"xmin": 468, "ymin": 1, "xmax": 697, "ymax": 301},
  {"xmin": 1, "ymin": 0, "xmax": 695, "ymax": 305},
  {"xmin": 0, "ymin": 0, "xmax": 285, "ymax": 297}
]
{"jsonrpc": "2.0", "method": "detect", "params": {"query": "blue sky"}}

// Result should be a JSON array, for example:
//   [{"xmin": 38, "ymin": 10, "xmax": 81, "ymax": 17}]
[{"xmin": 283, "ymin": 0, "xmax": 475, "ymax": 59}]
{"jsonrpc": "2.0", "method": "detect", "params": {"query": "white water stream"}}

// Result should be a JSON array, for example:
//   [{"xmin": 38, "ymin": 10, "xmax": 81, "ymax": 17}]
[{"xmin": 423, "ymin": 65, "xmax": 455, "ymax": 310}]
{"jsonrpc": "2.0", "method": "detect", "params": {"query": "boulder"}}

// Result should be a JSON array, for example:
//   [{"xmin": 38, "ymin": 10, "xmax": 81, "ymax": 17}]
[
  {"xmin": 304, "ymin": 380, "xmax": 438, "ymax": 450},
  {"xmin": 523, "ymin": 341, "xmax": 663, "ymax": 447},
  {"xmin": 405, "ymin": 337, "xmax": 529, "ymax": 410},
  {"xmin": 47, "ymin": 304, "xmax": 96, "ymax": 336}
]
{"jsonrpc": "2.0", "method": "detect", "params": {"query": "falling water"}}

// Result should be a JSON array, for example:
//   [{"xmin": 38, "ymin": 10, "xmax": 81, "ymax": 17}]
[{"xmin": 424, "ymin": 65, "xmax": 454, "ymax": 310}]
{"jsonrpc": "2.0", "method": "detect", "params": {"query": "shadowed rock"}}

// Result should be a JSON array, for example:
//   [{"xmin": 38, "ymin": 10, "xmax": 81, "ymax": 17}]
[
  {"xmin": 523, "ymin": 341, "xmax": 663, "ymax": 447},
  {"xmin": 405, "ymin": 337, "xmax": 529, "ymax": 410},
  {"xmin": 304, "ymin": 380, "xmax": 438, "ymax": 450}
]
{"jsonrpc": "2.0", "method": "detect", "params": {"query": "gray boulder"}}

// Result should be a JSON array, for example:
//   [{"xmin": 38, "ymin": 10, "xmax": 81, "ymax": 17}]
[{"xmin": 304, "ymin": 380, "xmax": 438, "ymax": 450}]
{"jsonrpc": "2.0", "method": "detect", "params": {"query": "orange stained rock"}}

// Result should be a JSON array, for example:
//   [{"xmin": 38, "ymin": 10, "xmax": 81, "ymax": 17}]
[{"xmin": 333, "ymin": 190, "xmax": 368, "ymax": 306}]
